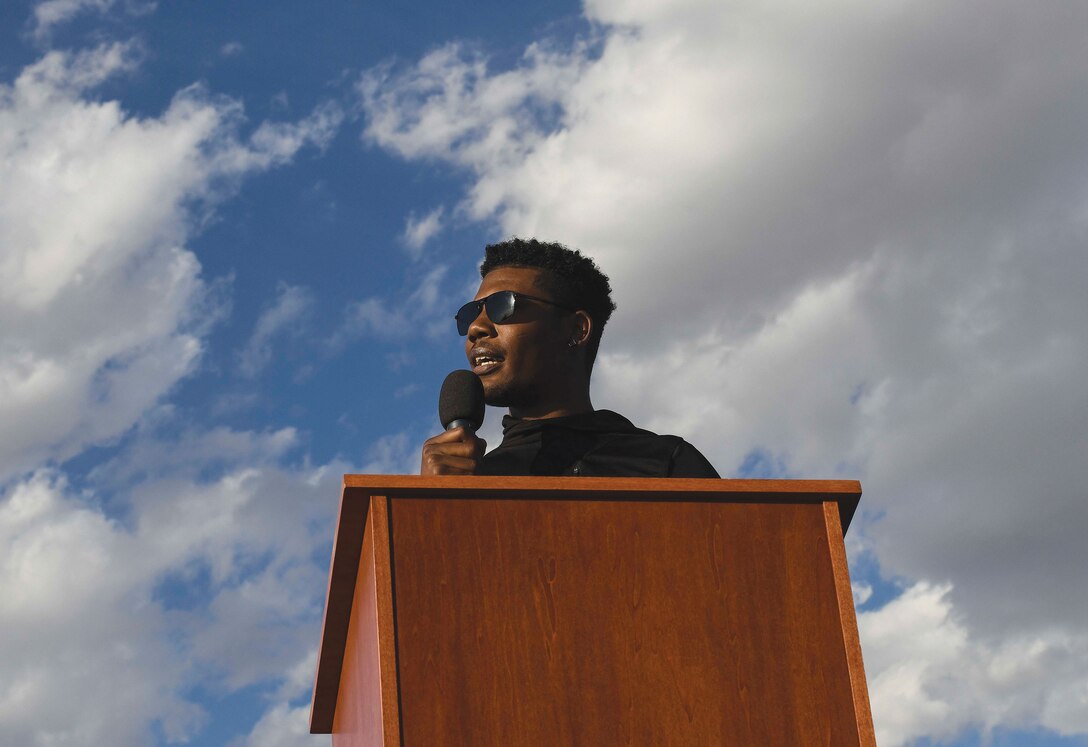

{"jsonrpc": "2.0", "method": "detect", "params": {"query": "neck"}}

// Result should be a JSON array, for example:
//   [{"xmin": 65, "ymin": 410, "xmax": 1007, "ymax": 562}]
[{"xmin": 509, "ymin": 390, "xmax": 593, "ymax": 421}]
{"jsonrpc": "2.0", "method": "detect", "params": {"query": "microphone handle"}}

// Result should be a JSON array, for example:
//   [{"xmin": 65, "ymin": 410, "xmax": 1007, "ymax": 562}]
[{"xmin": 445, "ymin": 418, "xmax": 477, "ymax": 432}]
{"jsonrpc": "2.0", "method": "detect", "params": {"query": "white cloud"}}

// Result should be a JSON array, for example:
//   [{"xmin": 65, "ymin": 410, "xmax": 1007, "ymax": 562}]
[
  {"xmin": 32, "ymin": 0, "xmax": 115, "ymax": 38},
  {"xmin": 359, "ymin": 0, "xmax": 1088, "ymax": 739},
  {"xmin": 0, "ymin": 422, "xmax": 345, "ymax": 746},
  {"xmin": 30, "ymin": 0, "xmax": 156, "ymax": 41},
  {"xmin": 331, "ymin": 297, "xmax": 409, "ymax": 346},
  {"xmin": 328, "ymin": 264, "xmax": 451, "ymax": 349},
  {"xmin": 360, "ymin": 430, "xmax": 420, "ymax": 474},
  {"xmin": 0, "ymin": 471, "xmax": 205, "ymax": 745},
  {"xmin": 237, "ymin": 283, "xmax": 315, "ymax": 378},
  {"xmin": 0, "ymin": 44, "xmax": 343, "ymax": 482},
  {"xmin": 236, "ymin": 701, "xmax": 315, "ymax": 747},
  {"xmin": 244, "ymin": 101, "xmax": 344, "ymax": 167},
  {"xmin": 360, "ymin": 42, "xmax": 587, "ymax": 167},
  {"xmin": 859, "ymin": 582, "xmax": 1088, "ymax": 746},
  {"xmin": 0, "ymin": 42, "xmax": 350, "ymax": 742},
  {"xmin": 89, "ymin": 419, "xmax": 301, "ymax": 485},
  {"xmin": 401, "ymin": 205, "xmax": 444, "ymax": 257}
]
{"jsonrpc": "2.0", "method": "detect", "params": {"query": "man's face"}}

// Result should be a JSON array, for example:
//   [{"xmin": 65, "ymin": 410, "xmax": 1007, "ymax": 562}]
[{"xmin": 463, "ymin": 266, "xmax": 572, "ymax": 408}]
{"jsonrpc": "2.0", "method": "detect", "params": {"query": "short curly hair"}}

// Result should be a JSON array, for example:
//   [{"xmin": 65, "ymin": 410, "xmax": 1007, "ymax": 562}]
[{"xmin": 480, "ymin": 238, "xmax": 616, "ymax": 371}]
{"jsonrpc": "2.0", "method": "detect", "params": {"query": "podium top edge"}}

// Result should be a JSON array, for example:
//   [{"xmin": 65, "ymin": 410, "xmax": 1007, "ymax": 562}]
[{"xmin": 342, "ymin": 474, "xmax": 861, "ymax": 497}]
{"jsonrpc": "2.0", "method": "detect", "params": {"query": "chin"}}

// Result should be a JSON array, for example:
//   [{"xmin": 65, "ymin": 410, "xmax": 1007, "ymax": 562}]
[
  {"xmin": 480, "ymin": 380, "xmax": 509, "ymax": 407},
  {"xmin": 481, "ymin": 377, "xmax": 528, "ymax": 409}
]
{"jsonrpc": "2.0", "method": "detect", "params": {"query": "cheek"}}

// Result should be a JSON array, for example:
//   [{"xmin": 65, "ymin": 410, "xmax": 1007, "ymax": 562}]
[
  {"xmin": 521, "ymin": 336, "xmax": 562, "ymax": 371},
  {"xmin": 501, "ymin": 323, "xmax": 563, "ymax": 372}
]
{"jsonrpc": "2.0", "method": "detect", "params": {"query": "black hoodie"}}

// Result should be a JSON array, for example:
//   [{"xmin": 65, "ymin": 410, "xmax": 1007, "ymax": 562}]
[{"xmin": 478, "ymin": 409, "xmax": 719, "ymax": 478}]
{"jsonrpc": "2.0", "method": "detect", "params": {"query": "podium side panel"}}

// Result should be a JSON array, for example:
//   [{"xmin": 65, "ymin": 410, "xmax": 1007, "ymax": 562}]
[
  {"xmin": 390, "ymin": 496, "xmax": 864, "ymax": 746},
  {"xmin": 823, "ymin": 501, "xmax": 876, "ymax": 745},
  {"xmin": 333, "ymin": 496, "xmax": 401, "ymax": 747}
]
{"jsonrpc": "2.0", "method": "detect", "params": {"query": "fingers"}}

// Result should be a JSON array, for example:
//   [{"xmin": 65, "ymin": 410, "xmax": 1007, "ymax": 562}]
[
  {"xmin": 421, "ymin": 454, "xmax": 480, "ymax": 475},
  {"xmin": 426, "ymin": 426, "xmax": 477, "ymax": 445},
  {"xmin": 420, "ymin": 428, "xmax": 487, "ymax": 475}
]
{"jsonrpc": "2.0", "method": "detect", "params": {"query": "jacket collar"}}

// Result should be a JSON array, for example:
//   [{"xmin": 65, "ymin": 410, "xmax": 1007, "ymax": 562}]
[{"xmin": 500, "ymin": 409, "xmax": 640, "ymax": 438}]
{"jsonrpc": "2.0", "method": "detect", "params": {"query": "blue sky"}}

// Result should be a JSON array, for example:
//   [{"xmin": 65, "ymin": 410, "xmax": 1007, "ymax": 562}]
[{"xmin": 1, "ymin": 1, "xmax": 1087, "ymax": 745}]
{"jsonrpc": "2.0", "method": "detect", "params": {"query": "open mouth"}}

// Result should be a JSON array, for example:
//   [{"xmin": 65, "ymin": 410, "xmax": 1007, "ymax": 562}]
[{"xmin": 470, "ymin": 349, "xmax": 504, "ymax": 375}]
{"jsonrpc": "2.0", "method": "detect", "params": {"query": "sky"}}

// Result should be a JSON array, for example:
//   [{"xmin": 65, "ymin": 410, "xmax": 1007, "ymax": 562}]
[{"xmin": 1, "ymin": 0, "xmax": 1086, "ymax": 745}]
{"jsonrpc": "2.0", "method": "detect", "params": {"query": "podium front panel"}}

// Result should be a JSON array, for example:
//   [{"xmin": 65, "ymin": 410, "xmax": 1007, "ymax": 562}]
[{"xmin": 387, "ymin": 495, "xmax": 861, "ymax": 745}]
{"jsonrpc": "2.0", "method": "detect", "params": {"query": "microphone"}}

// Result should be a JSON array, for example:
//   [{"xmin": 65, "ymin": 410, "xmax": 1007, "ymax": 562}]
[{"xmin": 439, "ymin": 370, "xmax": 485, "ymax": 432}]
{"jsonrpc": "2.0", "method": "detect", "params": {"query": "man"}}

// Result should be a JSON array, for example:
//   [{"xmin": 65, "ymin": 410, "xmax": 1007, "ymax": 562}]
[{"xmin": 420, "ymin": 238, "xmax": 719, "ymax": 478}]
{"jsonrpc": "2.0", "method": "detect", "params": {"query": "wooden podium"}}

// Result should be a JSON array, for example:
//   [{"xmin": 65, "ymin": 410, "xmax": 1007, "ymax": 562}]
[{"xmin": 310, "ymin": 475, "xmax": 875, "ymax": 745}]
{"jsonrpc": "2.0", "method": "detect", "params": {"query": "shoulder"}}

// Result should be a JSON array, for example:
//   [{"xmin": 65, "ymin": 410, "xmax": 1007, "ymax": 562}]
[
  {"xmin": 665, "ymin": 439, "xmax": 720, "ymax": 478},
  {"xmin": 578, "ymin": 412, "xmax": 720, "ymax": 478}
]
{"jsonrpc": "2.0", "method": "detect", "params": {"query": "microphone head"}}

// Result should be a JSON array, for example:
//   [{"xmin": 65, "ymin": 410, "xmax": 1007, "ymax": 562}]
[{"xmin": 439, "ymin": 370, "xmax": 485, "ymax": 431}]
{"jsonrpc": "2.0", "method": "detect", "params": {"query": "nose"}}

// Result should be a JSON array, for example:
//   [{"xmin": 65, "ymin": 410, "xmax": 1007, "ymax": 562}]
[{"xmin": 466, "ymin": 304, "xmax": 495, "ymax": 343}]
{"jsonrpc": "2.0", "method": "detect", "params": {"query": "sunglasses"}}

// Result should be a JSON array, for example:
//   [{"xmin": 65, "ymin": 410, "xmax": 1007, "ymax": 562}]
[{"xmin": 455, "ymin": 290, "xmax": 575, "ymax": 336}]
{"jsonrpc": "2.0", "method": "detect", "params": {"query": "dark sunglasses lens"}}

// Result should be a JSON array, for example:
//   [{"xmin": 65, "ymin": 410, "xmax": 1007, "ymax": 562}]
[
  {"xmin": 454, "ymin": 292, "xmax": 519, "ymax": 335},
  {"xmin": 485, "ymin": 291, "xmax": 517, "ymax": 324},
  {"xmin": 455, "ymin": 300, "xmax": 481, "ymax": 335}
]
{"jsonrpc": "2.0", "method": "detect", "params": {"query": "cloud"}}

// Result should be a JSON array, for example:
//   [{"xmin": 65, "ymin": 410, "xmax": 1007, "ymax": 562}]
[
  {"xmin": 242, "ymin": 101, "xmax": 344, "ymax": 167},
  {"xmin": 236, "ymin": 701, "xmax": 314, "ymax": 747},
  {"xmin": 859, "ymin": 582, "xmax": 1088, "ymax": 745},
  {"xmin": 88, "ymin": 418, "xmax": 301, "ymax": 486},
  {"xmin": 328, "ymin": 264, "xmax": 451, "ymax": 350},
  {"xmin": 358, "ymin": 0, "xmax": 1088, "ymax": 739},
  {"xmin": 237, "ymin": 283, "xmax": 315, "ymax": 378},
  {"xmin": 30, "ymin": 0, "xmax": 156, "ymax": 41},
  {"xmin": 0, "ymin": 41, "xmax": 350, "ymax": 742},
  {"xmin": 31, "ymin": 0, "xmax": 115, "ymax": 38},
  {"xmin": 0, "ymin": 44, "xmax": 343, "ymax": 483},
  {"xmin": 0, "ymin": 471, "xmax": 206, "ymax": 744},
  {"xmin": 401, "ymin": 205, "xmax": 444, "ymax": 258},
  {"xmin": 359, "ymin": 41, "xmax": 589, "ymax": 184},
  {"xmin": 331, "ymin": 297, "xmax": 410, "ymax": 346},
  {"xmin": 359, "ymin": 430, "xmax": 421, "ymax": 474},
  {"xmin": 0, "ymin": 423, "xmax": 344, "ymax": 746}
]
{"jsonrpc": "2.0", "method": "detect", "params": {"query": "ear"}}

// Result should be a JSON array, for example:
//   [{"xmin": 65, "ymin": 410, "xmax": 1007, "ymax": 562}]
[{"xmin": 569, "ymin": 310, "xmax": 593, "ymax": 347}]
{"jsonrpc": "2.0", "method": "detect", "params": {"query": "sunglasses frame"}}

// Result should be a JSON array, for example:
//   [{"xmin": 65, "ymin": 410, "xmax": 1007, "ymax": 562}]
[{"xmin": 455, "ymin": 290, "xmax": 576, "ymax": 336}]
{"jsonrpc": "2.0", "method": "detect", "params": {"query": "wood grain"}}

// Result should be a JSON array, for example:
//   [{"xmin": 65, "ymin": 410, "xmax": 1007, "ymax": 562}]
[
  {"xmin": 342, "ymin": 475, "xmax": 862, "ymax": 532},
  {"xmin": 390, "ymin": 495, "xmax": 866, "ymax": 745},
  {"xmin": 310, "ymin": 490, "xmax": 369, "ymax": 733},
  {"xmin": 311, "ymin": 478, "xmax": 870, "ymax": 743},
  {"xmin": 824, "ymin": 500, "xmax": 877, "ymax": 746},
  {"xmin": 330, "ymin": 496, "xmax": 401, "ymax": 746}
]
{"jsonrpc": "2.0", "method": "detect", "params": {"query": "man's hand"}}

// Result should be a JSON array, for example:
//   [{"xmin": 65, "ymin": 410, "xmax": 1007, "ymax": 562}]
[{"xmin": 420, "ymin": 427, "xmax": 487, "ymax": 475}]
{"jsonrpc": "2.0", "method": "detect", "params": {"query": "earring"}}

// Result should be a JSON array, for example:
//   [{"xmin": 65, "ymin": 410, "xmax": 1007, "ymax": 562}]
[{"xmin": 568, "ymin": 339, "xmax": 579, "ymax": 348}]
